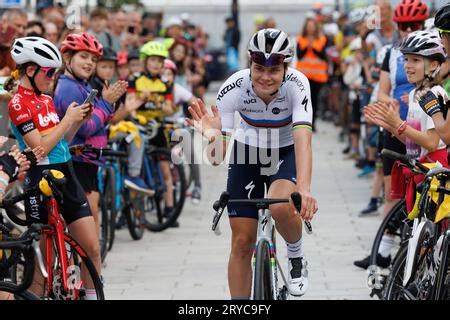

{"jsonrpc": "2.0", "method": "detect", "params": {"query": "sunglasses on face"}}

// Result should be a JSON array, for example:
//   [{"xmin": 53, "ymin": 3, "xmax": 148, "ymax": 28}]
[
  {"xmin": 40, "ymin": 67, "xmax": 57, "ymax": 79},
  {"xmin": 250, "ymin": 51, "xmax": 285, "ymax": 67},
  {"xmin": 397, "ymin": 22, "xmax": 423, "ymax": 32}
]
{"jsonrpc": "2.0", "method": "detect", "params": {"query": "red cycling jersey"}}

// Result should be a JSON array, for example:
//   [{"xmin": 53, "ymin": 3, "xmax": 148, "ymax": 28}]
[{"xmin": 8, "ymin": 85, "xmax": 71, "ymax": 165}]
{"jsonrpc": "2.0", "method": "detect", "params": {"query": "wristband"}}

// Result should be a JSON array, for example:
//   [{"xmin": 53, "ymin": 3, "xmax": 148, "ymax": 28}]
[{"xmin": 397, "ymin": 121, "xmax": 407, "ymax": 136}]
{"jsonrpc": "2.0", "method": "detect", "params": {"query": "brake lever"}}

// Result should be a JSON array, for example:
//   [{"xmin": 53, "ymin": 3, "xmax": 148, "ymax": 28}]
[{"xmin": 291, "ymin": 192, "xmax": 313, "ymax": 234}]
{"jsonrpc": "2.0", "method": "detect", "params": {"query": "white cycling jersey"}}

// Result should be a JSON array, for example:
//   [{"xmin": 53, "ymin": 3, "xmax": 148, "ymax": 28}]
[{"xmin": 216, "ymin": 67, "xmax": 313, "ymax": 148}]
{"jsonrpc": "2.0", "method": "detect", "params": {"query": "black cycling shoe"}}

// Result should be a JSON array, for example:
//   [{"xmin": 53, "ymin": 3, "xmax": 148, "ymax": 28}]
[{"xmin": 354, "ymin": 254, "xmax": 391, "ymax": 270}]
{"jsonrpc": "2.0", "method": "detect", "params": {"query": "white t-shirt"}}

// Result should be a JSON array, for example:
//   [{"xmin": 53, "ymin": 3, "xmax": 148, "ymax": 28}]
[
  {"xmin": 406, "ymin": 85, "xmax": 448, "ymax": 159},
  {"xmin": 165, "ymin": 83, "xmax": 194, "ymax": 122}
]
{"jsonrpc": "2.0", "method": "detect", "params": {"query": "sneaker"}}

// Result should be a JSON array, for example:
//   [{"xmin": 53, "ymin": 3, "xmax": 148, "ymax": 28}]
[
  {"xmin": 287, "ymin": 257, "xmax": 308, "ymax": 296},
  {"xmin": 342, "ymin": 146, "xmax": 350, "ymax": 154},
  {"xmin": 191, "ymin": 186, "xmax": 201, "ymax": 205},
  {"xmin": 359, "ymin": 199, "xmax": 378, "ymax": 216},
  {"xmin": 358, "ymin": 164, "xmax": 375, "ymax": 177},
  {"xmin": 354, "ymin": 254, "xmax": 391, "ymax": 270},
  {"xmin": 124, "ymin": 176, "xmax": 155, "ymax": 196}
]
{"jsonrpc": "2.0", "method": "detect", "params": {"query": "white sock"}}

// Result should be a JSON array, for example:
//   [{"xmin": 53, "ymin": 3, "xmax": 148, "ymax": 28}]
[
  {"xmin": 286, "ymin": 237, "xmax": 303, "ymax": 259},
  {"xmin": 378, "ymin": 235, "xmax": 395, "ymax": 258},
  {"xmin": 83, "ymin": 289, "xmax": 97, "ymax": 300}
]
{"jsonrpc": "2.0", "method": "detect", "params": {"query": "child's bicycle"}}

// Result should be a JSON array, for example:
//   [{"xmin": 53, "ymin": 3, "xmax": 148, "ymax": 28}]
[
  {"xmin": 1, "ymin": 169, "xmax": 104, "ymax": 300},
  {"xmin": 211, "ymin": 191, "xmax": 312, "ymax": 300}
]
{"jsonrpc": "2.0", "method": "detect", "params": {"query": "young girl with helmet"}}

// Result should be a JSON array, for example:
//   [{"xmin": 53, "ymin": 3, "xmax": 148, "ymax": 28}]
[
  {"xmin": 188, "ymin": 28, "xmax": 317, "ymax": 298},
  {"xmin": 411, "ymin": 4, "xmax": 450, "ymax": 145},
  {"xmin": 366, "ymin": 30, "xmax": 448, "ymax": 165},
  {"xmin": 7, "ymin": 36, "xmax": 100, "ymax": 299},
  {"xmin": 365, "ymin": 30, "xmax": 448, "ymax": 215},
  {"xmin": 53, "ymin": 32, "xmax": 127, "ymax": 257},
  {"xmin": 377, "ymin": 0, "xmax": 428, "ymax": 218},
  {"xmin": 125, "ymin": 41, "xmax": 177, "ymax": 221}
]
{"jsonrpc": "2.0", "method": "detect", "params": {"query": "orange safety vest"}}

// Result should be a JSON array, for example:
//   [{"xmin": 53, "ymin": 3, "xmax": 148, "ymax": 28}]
[{"xmin": 296, "ymin": 35, "xmax": 328, "ymax": 83}]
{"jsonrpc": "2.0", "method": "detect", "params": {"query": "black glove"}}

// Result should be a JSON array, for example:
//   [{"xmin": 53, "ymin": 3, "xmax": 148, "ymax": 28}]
[
  {"xmin": 418, "ymin": 90, "xmax": 444, "ymax": 117},
  {"xmin": 21, "ymin": 149, "xmax": 38, "ymax": 167}
]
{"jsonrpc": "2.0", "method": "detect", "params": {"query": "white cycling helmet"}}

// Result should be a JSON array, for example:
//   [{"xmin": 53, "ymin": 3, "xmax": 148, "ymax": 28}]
[
  {"xmin": 11, "ymin": 36, "xmax": 62, "ymax": 68},
  {"xmin": 349, "ymin": 8, "xmax": 368, "ymax": 25},
  {"xmin": 248, "ymin": 28, "xmax": 294, "ymax": 63},
  {"xmin": 399, "ymin": 30, "xmax": 447, "ymax": 63}
]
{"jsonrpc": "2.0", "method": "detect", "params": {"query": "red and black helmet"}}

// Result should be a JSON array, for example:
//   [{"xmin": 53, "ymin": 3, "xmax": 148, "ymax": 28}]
[
  {"xmin": 60, "ymin": 32, "xmax": 103, "ymax": 57},
  {"xmin": 393, "ymin": 0, "xmax": 428, "ymax": 23}
]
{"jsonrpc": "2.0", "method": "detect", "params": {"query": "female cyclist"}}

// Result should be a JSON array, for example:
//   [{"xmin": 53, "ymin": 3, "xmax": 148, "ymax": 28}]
[{"xmin": 188, "ymin": 28, "xmax": 318, "ymax": 299}]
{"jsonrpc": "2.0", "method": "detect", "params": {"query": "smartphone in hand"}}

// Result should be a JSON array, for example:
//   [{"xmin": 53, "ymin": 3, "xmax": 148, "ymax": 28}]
[{"xmin": 82, "ymin": 89, "xmax": 98, "ymax": 118}]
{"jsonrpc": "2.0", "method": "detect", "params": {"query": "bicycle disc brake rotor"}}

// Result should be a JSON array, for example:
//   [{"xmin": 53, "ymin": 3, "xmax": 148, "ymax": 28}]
[{"xmin": 52, "ymin": 265, "xmax": 82, "ymax": 300}]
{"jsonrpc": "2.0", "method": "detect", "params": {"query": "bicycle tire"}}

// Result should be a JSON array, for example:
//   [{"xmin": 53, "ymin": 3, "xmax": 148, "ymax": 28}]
[
  {"xmin": 403, "ymin": 221, "xmax": 435, "ymax": 300},
  {"xmin": 99, "ymin": 195, "xmax": 108, "ymax": 263},
  {"xmin": 124, "ymin": 193, "xmax": 145, "ymax": 240},
  {"xmin": 45, "ymin": 231, "xmax": 105, "ymax": 300},
  {"xmin": 434, "ymin": 235, "xmax": 450, "ymax": 300},
  {"xmin": 0, "ymin": 281, "xmax": 40, "ymax": 300},
  {"xmin": 104, "ymin": 167, "xmax": 117, "ymax": 251},
  {"xmin": 253, "ymin": 239, "xmax": 274, "ymax": 300},
  {"xmin": 369, "ymin": 199, "xmax": 408, "ymax": 267},
  {"xmin": 145, "ymin": 149, "xmax": 186, "ymax": 232},
  {"xmin": 383, "ymin": 245, "xmax": 408, "ymax": 300}
]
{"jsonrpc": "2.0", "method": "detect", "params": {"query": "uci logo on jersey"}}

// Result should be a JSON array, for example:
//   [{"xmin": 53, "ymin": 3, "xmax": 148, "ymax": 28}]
[{"xmin": 244, "ymin": 98, "xmax": 257, "ymax": 104}]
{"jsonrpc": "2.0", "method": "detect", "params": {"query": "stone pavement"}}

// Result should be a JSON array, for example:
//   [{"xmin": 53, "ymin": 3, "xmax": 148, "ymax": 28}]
[{"xmin": 102, "ymin": 90, "xmax": 386, "ymax": 300}]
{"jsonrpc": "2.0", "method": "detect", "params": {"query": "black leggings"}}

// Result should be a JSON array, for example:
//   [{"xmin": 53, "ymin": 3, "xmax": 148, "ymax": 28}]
[{"xmin": 309, "ymin": 80, "xmax": 324, "ymax": 130}]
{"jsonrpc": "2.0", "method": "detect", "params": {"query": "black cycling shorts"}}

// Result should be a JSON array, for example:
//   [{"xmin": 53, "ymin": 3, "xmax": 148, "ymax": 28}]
[
  {"xmin": 381, "ymin": 131, "xmax": 406, "ymax": 176},
  {"xmin": 226, "ymin": 141, "xmax": 296, "ymax": 220},
  {"xmin": 150, "ymin": 127, "xmax": 168, "ymax": 149},
  {"xmin": 72, "ymin": 161, "xmax": 99, "ymax": 193},
  {"xmin": 24, "ymin": 161, "xmax": 91, "ymax": 225}
]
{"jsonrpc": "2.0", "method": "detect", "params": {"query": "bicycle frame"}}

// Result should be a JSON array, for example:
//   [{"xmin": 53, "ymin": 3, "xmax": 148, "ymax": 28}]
[{"xmin": 43, "ymin": 196, "xmax": 81, "ymax": 298}]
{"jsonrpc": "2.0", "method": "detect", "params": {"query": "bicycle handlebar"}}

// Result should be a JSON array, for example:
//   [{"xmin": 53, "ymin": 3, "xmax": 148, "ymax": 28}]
[
  {"xmin": 69, "ymin": 145, "xmax": 128, "ymax": 160},
  {"xmin": 381, "ymin": 149, "xmax": 430, "ymax": 174},
  {"xmin": 212, "ymin": 191, "xmax": 312, "ymax": 235}
]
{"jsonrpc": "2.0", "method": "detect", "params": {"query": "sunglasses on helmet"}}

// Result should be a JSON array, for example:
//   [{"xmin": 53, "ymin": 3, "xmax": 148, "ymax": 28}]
[
  {"xmin": 250, "ymin": 51, "xmax": 285, "ymax": 67},
  {"xmin": 40, "ymin": 67, "xmax": 57, "ymax": 79},
  {"xmin": 397, "ymin": 22, "xmax": 423, "ymax": 32}
]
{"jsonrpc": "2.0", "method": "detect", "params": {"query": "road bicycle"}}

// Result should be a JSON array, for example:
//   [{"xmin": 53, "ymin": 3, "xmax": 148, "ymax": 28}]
[
  {"xmin": 380, "ymin": 150, "xmax": 450, "ymax": 300},
  {"xmin": 211, "ymin": 191, "xmax": 312, "ymax": 300},
  {"xmin": 1, "ymin": 169, "xmax": 104, "ymax": 300}
]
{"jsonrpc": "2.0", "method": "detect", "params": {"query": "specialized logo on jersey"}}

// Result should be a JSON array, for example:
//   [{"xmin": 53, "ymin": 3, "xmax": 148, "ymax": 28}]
[
  {"xmin": 301, "ymin": 96, "xmax": 309, "ymax": 112},
  {"xmin": 15, "ymin": 114, "xmax": 29, "ymax": 122},
  {"xmin": 245, "ymin": 180, "xmax": 255, "ymax": 199},
  {"xmin": 217, "ymin": 77, "xmax": 243, "ymax": 101}
]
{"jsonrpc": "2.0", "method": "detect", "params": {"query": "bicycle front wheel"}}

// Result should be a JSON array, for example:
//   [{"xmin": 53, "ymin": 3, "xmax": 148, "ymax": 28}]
[
  {"xmin": 383, "ymin": 245, "xmax": 408, "ymax": 300},
  {"xmin": 369, "ymin": 199, "xmax": 407, "ymax": 268},
  {"xmin": 253, "ymin": 239, "xmax": 274, "ymax": 300},
  {"xmin": 46, "ymin": 231, "xmax": 105, "ymax": 300},
  {"xmin": 434, "ymin": 234, "xmax": 450, "ymax": 300}
]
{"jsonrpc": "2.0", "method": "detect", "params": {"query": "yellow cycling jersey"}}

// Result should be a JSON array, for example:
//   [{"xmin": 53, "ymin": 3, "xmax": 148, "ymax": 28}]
[{"xmin": 132, "ymin": 75, "xmax": 173, "ymax": 121}]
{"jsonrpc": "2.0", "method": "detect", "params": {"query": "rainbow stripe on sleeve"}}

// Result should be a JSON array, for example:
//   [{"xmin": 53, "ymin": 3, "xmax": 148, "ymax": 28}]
[{"xmin": 292, "ymin": 121, "xmax": 313, "ymax": 131}]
